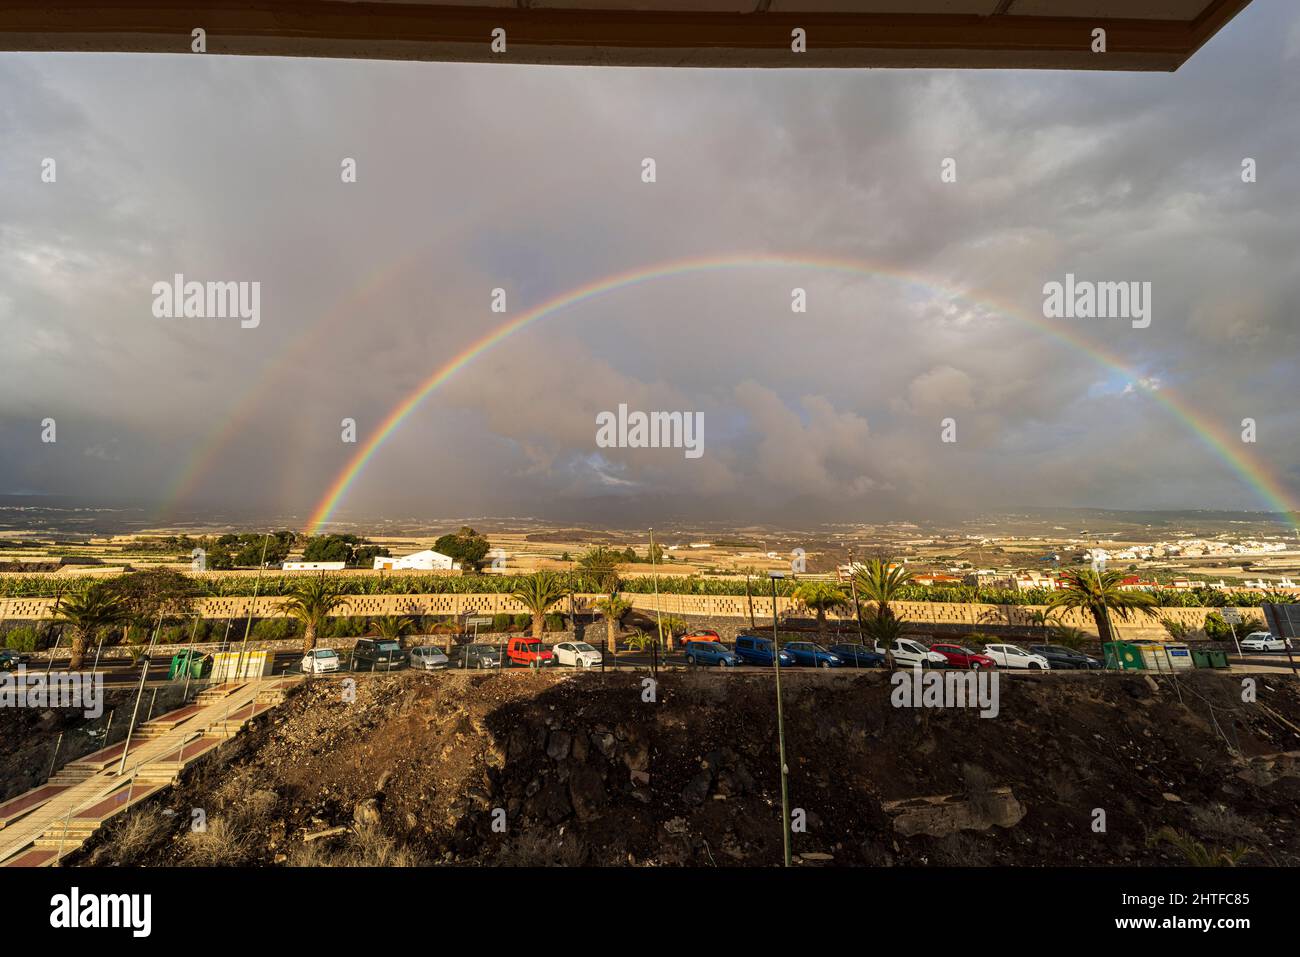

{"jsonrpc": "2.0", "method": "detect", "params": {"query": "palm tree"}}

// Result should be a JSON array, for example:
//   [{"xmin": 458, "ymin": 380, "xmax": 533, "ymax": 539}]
[
  {"xmin": 593, "ymin": 594, "xmax": 632, "ymax": 654},
  {"xmin": 1047, "ymin": 623, "xmax": 1090, "ymax": 651},
  {"xmin": 656, "ymin": 614, "xmax": 687, "ymax": 648},
  {"xmin": 55, "ymin": 583, "xmax": 130, "ymax": 670},
  {"xmin": 1024, "ymin": 608, "xmax": 1060, "ymax": 641},
  {"xmin": 577, "ymin": 547, "xmax": 622, "ymax": 593},
  {"xmin": 282, "ymin": 578, "xmax": 348, "ymax": 653},
  {"xmin": 853, "ymin": 557, "xmax": 915, "ymax": 621},
  {"xmin": 853, "ymin": 558, "xmax": 914, "ymax": 669},
  {"xmin": 792, "ymin": 581, "xmax": 848, "ymax": 639},
  {"xmin": 1047, "ymin": 569, "xmax": 1156, "ymax": 647},
  {"xmin": 371, "ymin": 615, "xmax": 415, "ymax": 642},
  {"xmin": 512, "ymin": 572, "xmax": 567, "ymax": 639}
]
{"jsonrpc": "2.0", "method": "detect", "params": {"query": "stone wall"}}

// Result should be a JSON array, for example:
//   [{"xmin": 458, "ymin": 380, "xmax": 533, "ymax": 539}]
[{"xmin": 1, "ymin": 591, "xmax": 1259, "ymax": 641}]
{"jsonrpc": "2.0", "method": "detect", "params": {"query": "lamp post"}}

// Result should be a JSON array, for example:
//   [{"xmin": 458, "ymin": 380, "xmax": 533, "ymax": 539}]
[
  {"xmin": 847, "ymin": 548, "xmax": 866, "ymax": 660},
  {"xmin": 769, "ymin": 571, "xmax": 792, "ymax": 868}
]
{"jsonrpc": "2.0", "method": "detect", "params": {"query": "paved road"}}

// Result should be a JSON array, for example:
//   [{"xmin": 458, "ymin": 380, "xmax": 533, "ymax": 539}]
[{"xmin": 17, "ymin": 645, "xmax": 1298, "ymax": 689}]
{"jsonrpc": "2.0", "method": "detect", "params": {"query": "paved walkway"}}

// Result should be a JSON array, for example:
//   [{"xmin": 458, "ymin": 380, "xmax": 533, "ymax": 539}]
[{"xmin": 0, "ymin": 677, "xmax": 297, "ymax": 866}]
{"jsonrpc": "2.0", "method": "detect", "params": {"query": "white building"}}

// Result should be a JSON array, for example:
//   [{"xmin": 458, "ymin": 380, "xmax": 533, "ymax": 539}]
[
  {"xmin": 283, "ymin": 561, "xmax": 347, "ymax": 571},
  {"xmin": 372, "ymin": 549, "xmax": 458, "ymax": 571}
]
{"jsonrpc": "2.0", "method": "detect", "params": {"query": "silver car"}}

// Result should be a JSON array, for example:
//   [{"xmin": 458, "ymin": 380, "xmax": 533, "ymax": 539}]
[{"xmin": 409, "ymin": 646, "xmax": 450, "ymax": 670}]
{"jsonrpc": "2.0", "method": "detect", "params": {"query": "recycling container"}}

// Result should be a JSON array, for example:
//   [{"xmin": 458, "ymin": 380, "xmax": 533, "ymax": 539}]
[
  {"xmin": 1103, "ymin": 641, "xmax": 1144, "ymax": 670},
  {"xmin": 1162, "ymin": 642, "xmax": 1194, "ymax": 671}
]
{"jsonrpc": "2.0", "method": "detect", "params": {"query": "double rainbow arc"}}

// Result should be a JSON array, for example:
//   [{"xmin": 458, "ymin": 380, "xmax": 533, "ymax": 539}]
[{"xmin": 299, "ymin": 253, "xmax": 1299, "ymax": 536}]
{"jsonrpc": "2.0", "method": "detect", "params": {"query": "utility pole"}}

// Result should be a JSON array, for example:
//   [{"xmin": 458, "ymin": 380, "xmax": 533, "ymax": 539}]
[
  {"xmin": 233, "ymin": 534, "xmax": 272, "ymax": 683},
  {"xmin": 847, "ymin": 548, "xmax": 866, "ymax": 662},
  {"xmin": 118, "ymin": 609, "xmax": 163, "ymax": 777},
  {"xmin": 649, "ymin": 529, "xmax": 662, "ymax": 679},
  {"xmin": 769, "ymin": 571, "xmax": 792, "ymax": 868}
]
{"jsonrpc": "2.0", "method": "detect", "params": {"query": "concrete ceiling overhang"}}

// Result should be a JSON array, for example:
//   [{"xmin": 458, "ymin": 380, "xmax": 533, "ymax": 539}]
[{"xmin": 0, "ymin": 0, "xmax": 1253, "ymax": 69}]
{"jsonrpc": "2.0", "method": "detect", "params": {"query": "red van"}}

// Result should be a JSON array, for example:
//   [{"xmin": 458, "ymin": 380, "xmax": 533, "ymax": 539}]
[{"xmin": 506, "ymin": 637, "xmax": 554, "ymax": 667}]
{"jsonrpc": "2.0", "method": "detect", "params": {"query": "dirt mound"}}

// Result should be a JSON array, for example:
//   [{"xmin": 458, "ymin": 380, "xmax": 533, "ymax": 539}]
[{"xmin": 71, "ymin": 670, "xmax": 1300, "ymax": 866}]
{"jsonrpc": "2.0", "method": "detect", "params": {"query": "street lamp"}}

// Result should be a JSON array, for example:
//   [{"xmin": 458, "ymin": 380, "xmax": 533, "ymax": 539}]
[{"xmin": 769, "ymin": 571, "xmax": 792, "ymax": 868}]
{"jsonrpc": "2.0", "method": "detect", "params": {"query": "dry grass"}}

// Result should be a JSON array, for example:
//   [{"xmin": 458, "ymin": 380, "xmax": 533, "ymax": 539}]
[
  {"xmin": 183, "ymin": 814, "xmax": 253, "ymax": 865},
  {"xmin": 103, "ymin": 808, "xmax": 168, "ymax": 862},
  {"xmin": 284, "ymin": 824, "xmax": 421, "ymax": 867}
]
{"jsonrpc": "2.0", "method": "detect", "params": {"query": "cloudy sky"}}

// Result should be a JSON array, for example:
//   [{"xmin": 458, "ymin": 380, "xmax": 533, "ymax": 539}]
[{"xmin": 2, "ymin": 1, "xmax": 1298, "ymax": 529}]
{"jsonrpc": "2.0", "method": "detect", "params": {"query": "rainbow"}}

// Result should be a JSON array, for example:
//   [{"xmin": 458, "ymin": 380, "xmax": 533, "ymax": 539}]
[
  {"xmin": 155, "ymin": 253, "xmax": 425, "ymax": 522},
  {"xmin": 290, "ymin": 252, "xmax": 1297, "ymax": 535},
  {"xmin": 156, "ymin": 183, "xmax": 548, "ymax": 521}
]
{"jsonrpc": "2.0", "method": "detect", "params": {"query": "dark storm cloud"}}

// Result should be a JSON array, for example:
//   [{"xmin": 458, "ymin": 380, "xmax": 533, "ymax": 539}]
[{"xmin": 1, "ymin": 0, "xmax": 1298, "ymax": 525}]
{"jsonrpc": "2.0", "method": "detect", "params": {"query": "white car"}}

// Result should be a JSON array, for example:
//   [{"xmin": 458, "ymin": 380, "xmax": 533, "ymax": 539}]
[
  {"xmin": 875, "ymin": 638, "xmax": 948, "ymax": 669},
  {"xmin": 301, "ymin": 648, "xmax": 341, "ymax": 674},
  {"xmin": 982, "ymin": 643, "xmax": 1050, "ymax": 670},
  {"xmin": 409, "ymin": 646, "xmax": 450, "ymax": 670},
  {"xmin": 1241, "ymin": 632, "xmax": 1291, "ymax": 652},
  {"xmin": 552, "ymin": 641, "xmax": 603, "ymax": 668}
]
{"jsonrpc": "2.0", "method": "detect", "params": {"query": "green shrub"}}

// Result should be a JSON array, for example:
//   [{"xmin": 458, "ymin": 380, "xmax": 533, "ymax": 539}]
[
  {"xmin": 1203, "ymin": 612, "xmax": 1264, "ymax": 641},
  {"xmin": 513, "ymin": 614, "xmax": 531, "ymax": 630},
  {"xmin": 4, "ymin": 626, "xmax": 40, "ymax": 652},
  {"xmin": 492, "ymin": 613, "xmax": 514, "ymax": 633},
  {"xmin": 1161, "ymin": 618, "xmax": 1189, "ymax": 640},
  {"xmin": 326, "ymin": 616, "xmax": 368, "ymax": 638},
  {"xmin": 250, "ymin": 618, "xmax": 299, "ymax": 641},
  {"xmin": 544, "ymin": 613, "xmax": 566, "ymax": 633}
]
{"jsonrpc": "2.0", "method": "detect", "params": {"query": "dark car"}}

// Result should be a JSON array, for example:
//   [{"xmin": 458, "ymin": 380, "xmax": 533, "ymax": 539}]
[
  {"xmin": 1028, "ymin": 644, "xmax": 1102, "ymax": 670},
  {"xmin": 930, "ymin": 642, "xmax": 996, "ymax": 670},
  {"xmin": 828, "ymin": 643, "xmax": 885, "ymax": 668},
  {"xmin": 351, "ymin": 638, "xmax": 406, "ymax": 672},
  {"xmin": 683, "ymin": 640, "xmax": 738, "ymax": 667},
  {"xmin": 733, "ymin": 634, "xmax": 794, "ymax": 667},
  {"xmin": 0, "ymin": 649, "xmax": 28, "ymax": 672},
  {"xmin": 457, "ymin": 643, "xmax": 503, "ymax": 669},
  {"xmin": 782, "ymin": 641, "xmax": 843, "ymax": 668}
]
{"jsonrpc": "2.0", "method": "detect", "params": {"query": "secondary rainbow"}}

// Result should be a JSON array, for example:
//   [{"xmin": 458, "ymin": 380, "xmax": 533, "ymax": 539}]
[{"xmin": 306, "ymin": 253, "xmax": 1299, "ymax": 535}]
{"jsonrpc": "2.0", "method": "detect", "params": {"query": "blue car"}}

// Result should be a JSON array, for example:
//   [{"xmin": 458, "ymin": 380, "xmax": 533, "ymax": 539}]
[
  {"xmin": 683, "ymin": 641, "xmax": 739, "ymax": 667},
  {"xmin": 734, "ymin": 634, "xmax": 795, "ymax": 666},
  {"xmin": 828, "ymin": 643, "xmax": 886, "ymax": 668},
  {"xmin": 782, "ymin": 641, "xmax": 843, "ymax": 668}
]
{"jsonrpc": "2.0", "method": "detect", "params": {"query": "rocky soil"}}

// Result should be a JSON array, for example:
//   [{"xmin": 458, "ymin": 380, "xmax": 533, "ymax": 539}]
[{"xmin": 67, "ymin": 668, "xmax": 1300, "ymax": 866}]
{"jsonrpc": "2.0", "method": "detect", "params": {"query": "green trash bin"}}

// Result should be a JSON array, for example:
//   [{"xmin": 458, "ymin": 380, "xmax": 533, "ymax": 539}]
[
  {"xmin": 1191, "ymin": 649, "xmax": 1211, "ymax": 669},
  {"xmin": 169, "ymin": 650, "xmax": 211, "ymax": 679},
  {"xmin": 1207, "ymin": 649, "xmax": 1228, "ymax": 669},
  {"xmin": 1104, "ymin": 641, "xmax": 1145, "ymax": 670}
]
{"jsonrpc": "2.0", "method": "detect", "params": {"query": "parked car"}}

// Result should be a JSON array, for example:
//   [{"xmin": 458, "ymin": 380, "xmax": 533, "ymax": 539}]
[
  {"xmin": 982, "ymin": 643, "xmax": 1050, "ymax": 670},
  {"xmin": 682, "ymin": 629, "xmax": 722, "ymax": 643},
  {"xmin": 828, "ymin": 643, "xmax": 885, "ymax": 668},
  {"xmin": 351, "ymin": 638, "xmax": 406, "ymax": 672},
  {"xmin": 929, "ymin": 643, "xmax": 996, "ymax": 670},
  {"xmin": 1028, "ymin": 643, "xmax": 1102, "ymax": 669},
  {"xmin": 408, "ymin": 646, "xmax": 450, "ymax": 671},
  {"xmin": 782, "ymin": 641, "xmax": 843, "ymax": 668},
  {"xmin": 683, "ymin": 640, "xmax": 739, "ymax": 667},
  {"xmin": 301, "ymin": 648, "xmax": 341, "ymax": 674},
  {"xmin": 875, "ymin": 638, "xmax": 948, "ymax": 669},
  {"xmin": 553, "ymin": 641, "xmax": 603, "ymax": 668},
  {"xmin": 733, "ymin": 634, "xmax": 794, "ymax": 666},
  {"xmin": 1241, "ymin": 632, "xmax": 1292, "ymax": 652},
  {"xmin": 506, "ymin": 637, "xmax": 554, "ymax": 667},
  {"xmin": 0, "ymin": 648, "xmax": 29, "ymax": 672},
  {"xmin": 457, "ymin": 643, "xmax": 502, "ymax": 669}
]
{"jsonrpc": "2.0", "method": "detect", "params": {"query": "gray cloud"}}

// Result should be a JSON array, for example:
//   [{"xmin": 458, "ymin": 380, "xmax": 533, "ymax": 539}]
[{"xmin": 1, "ymin": 0, "xmax": 1298, "ymax": 526}]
